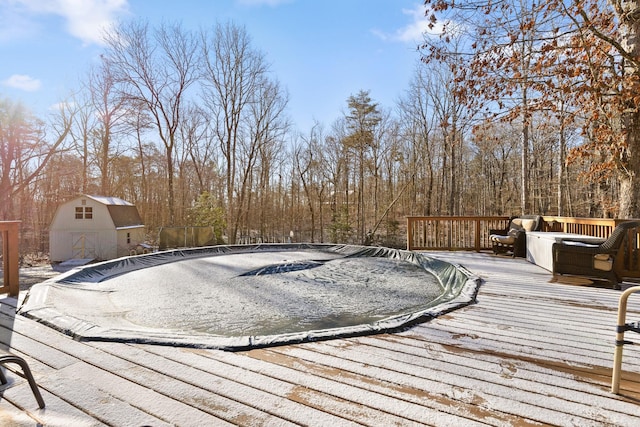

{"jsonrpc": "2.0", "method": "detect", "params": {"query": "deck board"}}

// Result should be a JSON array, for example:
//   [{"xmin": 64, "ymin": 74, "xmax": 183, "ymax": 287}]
[
  {"xmin": 273, "ymin": 340, "xmax": 611, "ymax": 426},
  {"xmin": 1, "ymin": 252, "xmax": 640, "ymax": 426},
  {"xmin": 244, "ymin": 344, "xmax": 527, "ymax": 426},
  {"xmin": 146, "ymin": 344, "xmax": 481, "ymax": 426},
  {"xmin": 88, "ymin": 341, "xmax": 355, "ymax": 426}
]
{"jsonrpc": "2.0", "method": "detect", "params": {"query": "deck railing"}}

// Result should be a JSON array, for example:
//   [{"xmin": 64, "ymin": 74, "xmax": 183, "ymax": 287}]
[
  {"xmin": 539, "ymin": 216, "xmax": 619, "ymax": 237},
  {"xmin": 406, "ymin": 216, "xmax": 627, "ymax": 251},
  {"xmin": 406, "ymin": 216, "xmax": 512, "ymax": 252},
  {"xmin": 0, "ymin": 221, "xmax": 20, "ymax": 297},
  {"xmin": 406, "ymin": 215, "xmax": 640, "ymax": 279}
]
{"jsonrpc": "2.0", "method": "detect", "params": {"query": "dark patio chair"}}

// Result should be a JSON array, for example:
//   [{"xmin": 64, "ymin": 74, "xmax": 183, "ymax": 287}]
[
  {"xmin": 552, "ymin": 220, "xmax": 640, "ymax": 290},
  {"xmin": 0, "ymin": 349, "xmax": 45, "ymax": 409},
  {"xmin": 489, "ymin": 215, "xmax": 542, "ymax": 257}
]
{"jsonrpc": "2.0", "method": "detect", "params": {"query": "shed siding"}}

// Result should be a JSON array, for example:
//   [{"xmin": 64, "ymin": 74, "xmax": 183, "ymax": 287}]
[
  {"xmin": 116, "ymin": 228, "xmax": 146, "ymax": 257},
  {"xmin": 49, "ymin": 195, "xmax": 145, "ymax": 262}
]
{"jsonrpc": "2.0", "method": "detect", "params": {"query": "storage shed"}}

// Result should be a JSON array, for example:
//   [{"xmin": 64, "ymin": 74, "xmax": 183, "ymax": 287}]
[{"xmin": 49, "ymin": 195, "xmax": 145, "ymax": 262}]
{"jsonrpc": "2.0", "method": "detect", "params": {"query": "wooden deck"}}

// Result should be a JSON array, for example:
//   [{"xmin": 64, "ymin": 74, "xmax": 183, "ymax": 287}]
[{"xmin": 1, "ymin": 252, "xmax": 640, "ymax": 426}]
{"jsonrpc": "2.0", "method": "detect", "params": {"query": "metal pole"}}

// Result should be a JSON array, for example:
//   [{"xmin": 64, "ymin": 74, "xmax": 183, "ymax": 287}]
[{"xmin": 611, "ymin": 285, "xmax": 640, "ymax": 394}]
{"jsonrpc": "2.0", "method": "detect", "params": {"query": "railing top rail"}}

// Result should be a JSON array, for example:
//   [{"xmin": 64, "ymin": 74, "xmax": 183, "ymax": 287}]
[
  {"xmin": 406, "ymin": 216, "xmax": 510, "ymax": 220},
  {"xmin": 541, "ymin": 216, "xmax": 639, "ymax": 226},
  {"xmin": 0, "ymin": 221, "xmax": 21, "ymax": 230},
  {"xmin": 407, "ymin": 216, "xmax": 639, "ymax": 225}
]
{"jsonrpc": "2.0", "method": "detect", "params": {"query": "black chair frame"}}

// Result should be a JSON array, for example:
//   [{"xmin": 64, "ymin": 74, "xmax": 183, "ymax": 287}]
[{"xmin": 0, "ymin": 350, "xmax": 45, "ymax": 409}]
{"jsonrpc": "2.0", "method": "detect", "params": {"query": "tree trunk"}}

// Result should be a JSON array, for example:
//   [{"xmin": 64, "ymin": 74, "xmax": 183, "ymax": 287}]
[
  {"xmin": 521, "ymin": 110, "xmax": 529, "ymax": 215},
  {"xmin": 617, "ymin": 1, "xmax": 640, "ymax": 218},
  {"xmin": 619, "ymin": 109, "xmax": 640, "ymax": 218},
  {"xmin": 166, "ymin": 144, "xmax": 175, "ymax": 225},
  {"xmin": 557, "ymin": 135, "xmax": 566, "ymax": 216}
]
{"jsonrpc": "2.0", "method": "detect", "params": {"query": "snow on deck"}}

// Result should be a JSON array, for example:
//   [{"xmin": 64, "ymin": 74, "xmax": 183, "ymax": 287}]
[{"xmin": 1, "ymin": 252, "xmax": 639, "ymax": 426}]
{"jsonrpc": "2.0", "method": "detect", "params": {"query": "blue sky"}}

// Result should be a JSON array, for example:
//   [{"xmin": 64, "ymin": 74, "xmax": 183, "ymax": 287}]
[{"xmin": 0, "ymin": 0, "xmax": 431, "ymax": 131}]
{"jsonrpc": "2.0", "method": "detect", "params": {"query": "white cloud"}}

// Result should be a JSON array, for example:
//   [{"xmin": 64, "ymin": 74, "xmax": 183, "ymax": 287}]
[
  {"xmin": 373, "ymin": 3, "xmax": 436, "ymax": 44},
  {"xmin": 3, "ymin": 0, "xmax": 129, "ymax": 46},
  {"xmin": 2, "ymin": 74, "xmax": 42, "ymax": 91}
]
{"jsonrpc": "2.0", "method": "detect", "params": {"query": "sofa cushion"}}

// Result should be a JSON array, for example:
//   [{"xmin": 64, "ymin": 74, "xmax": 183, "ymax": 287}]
[
  {"xmin": 490, "ymin": 234, "xmax": 516, "ymax": 244},
  {"xmin": 521, "ymin": 219, "xmax": 536, "ymax": 231},
  {"xmin": 593, "ymin": 254, "xmax": 613, "ymax": 271},
  {"xmin": 511, "ymin": 219, "xmax": 524, "ymax": 231},
  {"xmin": 509, "ymin": 217, "xmax": 537, "ymax": 232}
]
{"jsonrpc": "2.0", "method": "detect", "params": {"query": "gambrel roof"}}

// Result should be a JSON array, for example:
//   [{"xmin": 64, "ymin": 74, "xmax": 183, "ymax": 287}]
[{"xmin": 84, "ymin": 195, "xmax": 143, "ymax": 228}]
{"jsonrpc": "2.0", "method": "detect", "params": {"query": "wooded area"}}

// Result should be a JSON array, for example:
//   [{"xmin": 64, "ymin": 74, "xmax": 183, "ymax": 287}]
[{"xmin": 1, "ymin": 1, "xmax": 638, "ymax": 255}]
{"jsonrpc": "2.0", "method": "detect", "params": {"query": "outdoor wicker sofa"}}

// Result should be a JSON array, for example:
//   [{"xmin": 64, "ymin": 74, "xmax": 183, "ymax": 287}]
[
  {"xmin": 489, "ymin": 215, "xmax": 543, "ymax": 258},
  {"xmin": 552, "ymin": 220, "xmax": 640, "ymax": 290}
]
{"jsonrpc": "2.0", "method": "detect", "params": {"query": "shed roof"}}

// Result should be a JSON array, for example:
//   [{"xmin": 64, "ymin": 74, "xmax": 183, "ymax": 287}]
[
  {"xmin": 86, "ymin": 195, "xmax": 134, "ymax": 206},
  {"xmin": 82, "ymin": 195, "xmax": 143, "ymax": 228},
  {"xmin": 107, "ymin": 205, "xmax": 144, "ymax": 228}
]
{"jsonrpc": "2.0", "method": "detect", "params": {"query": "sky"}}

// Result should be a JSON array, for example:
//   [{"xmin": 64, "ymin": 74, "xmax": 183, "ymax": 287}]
[{"xmin": 0, "ymin": 0, "xmax": 432, "ymax": 132}]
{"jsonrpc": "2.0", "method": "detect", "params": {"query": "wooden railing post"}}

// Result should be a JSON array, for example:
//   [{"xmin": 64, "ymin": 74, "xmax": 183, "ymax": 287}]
[{"xmin": 1, "ymin": 221, "xmax": 20, "ymax": 297}]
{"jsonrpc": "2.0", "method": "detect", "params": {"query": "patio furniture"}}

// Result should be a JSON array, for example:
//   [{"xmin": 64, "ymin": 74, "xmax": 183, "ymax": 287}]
[
  {"xmin": 489, "ymin": 215, "xmax": 542, "ymax": 257},
  {"xmin": 0, "ymin": 349, "xmax": 45, "ymax": 409},
  {"xmin": 526, "ymin": 232, "xmax": 606, "ymax": 272},
  {"xmin": 552, "ymin": 220, "xmax": 640, "ymax": 290}
]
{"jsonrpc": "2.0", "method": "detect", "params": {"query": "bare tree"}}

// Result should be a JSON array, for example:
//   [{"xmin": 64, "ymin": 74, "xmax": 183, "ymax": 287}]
[
  {"xmin": 103, "ymin": 20, "xmax": 200, "ymax": 225},
  {"xmin": 294, "ymin": 122, "xmax": 328, "ymax": 242},
  {"xmin": 0, "ymin": 98, "xmax": 74, "ymax": 220},
  {"xmin": 86, "ymin": 56, "xmax": 130, "ymax": 195},
  {"xmin": 180, "ymin": 103, "xmax": 218, "ymax": 194},
  {"xmin": 370, "ymin": 113, "xmax": 402, "ymax": 242},
  {"xmin": 397, "ymin": 65, "xmax": 437, "ymax": 215},
  {"xmin": 200, "ymin": 22, "xmax": 279, "ymax": 243},
  {"xmin": 248, "ymin": 79, "xmax": 289, "ymax": 241}
]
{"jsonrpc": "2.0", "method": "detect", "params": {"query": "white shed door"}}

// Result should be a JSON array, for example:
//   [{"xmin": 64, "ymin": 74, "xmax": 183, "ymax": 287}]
[{"xmin": 71, "ymin": 232, "xmax": 97, "ymax": 259}]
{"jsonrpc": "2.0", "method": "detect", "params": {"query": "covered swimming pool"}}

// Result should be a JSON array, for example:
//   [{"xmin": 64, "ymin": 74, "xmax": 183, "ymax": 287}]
[{"xmin": 19, "ymin": 244, "xmax": 480, "ymax": 350}]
